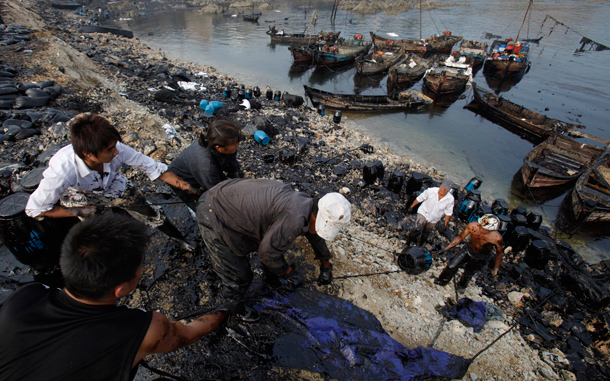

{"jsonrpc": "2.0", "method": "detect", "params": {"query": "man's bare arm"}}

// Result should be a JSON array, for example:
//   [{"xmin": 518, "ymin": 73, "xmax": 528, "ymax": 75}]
[
  {"xmin": 159, "ymin": 171, "xmax": 201, "ymax": 195},
  {"xmin": 490, "ymin": 234, "xmax": 505, "ymax": 276},
  {"xmin": 442, "ymin": 222, "xmax": 473, "ymax": 252},
  {"xmin": 134, "ymin": 310, "xmax": 228, "ymax": 366},
  {"xmin": 37, "ymin": 205, "xmax": 97, "ymax": 219}
]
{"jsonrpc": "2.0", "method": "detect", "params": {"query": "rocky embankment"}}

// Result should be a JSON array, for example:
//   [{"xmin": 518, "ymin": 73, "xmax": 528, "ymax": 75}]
[{"xmin": 1, "ymin": 1, "xmax": 609, "ymax": 380}]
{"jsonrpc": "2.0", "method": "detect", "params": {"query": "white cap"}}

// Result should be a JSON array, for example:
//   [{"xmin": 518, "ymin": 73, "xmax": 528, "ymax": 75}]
[
  {"xmin": 478, "ymin": 214, "xmax": 499, "ymax": 231},
  {"xmin": 315, "ymin": 193, "xmax": 351, "ymax": 241}
]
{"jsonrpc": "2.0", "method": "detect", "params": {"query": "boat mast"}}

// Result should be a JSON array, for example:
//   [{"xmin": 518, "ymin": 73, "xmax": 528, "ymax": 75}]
[
  {"xmin": 515, "ymin": 0, "xmax": 533, "ymax": 42},
  {"xmin": 419, "ymin": 0, "xmax": 422, "ymax": 39}
]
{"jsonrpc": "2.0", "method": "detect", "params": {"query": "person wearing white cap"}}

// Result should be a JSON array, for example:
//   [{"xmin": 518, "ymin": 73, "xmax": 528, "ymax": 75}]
[
  {"xmin": 435, "ymin": 214, "xmax": 509, "ymax": 290},
  {"xmin": 196, "ymin": 179, "xmax": 351, "ymax": 320},
  {"xmin": 405, "ymin": 178, "xmax": 455, "ymax": 247}
]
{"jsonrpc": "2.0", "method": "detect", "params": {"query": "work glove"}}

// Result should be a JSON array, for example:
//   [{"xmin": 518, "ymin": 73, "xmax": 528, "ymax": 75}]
[
  {"xmin": 214, "ymin": 299, "xmax": 244, "ymax": 316},
  {"xmin": 268, "ymin": 264, "xmax": 301, "ymax": 291},
  {"xmin": 436, "ymin": 221, "xmax": 447, "ymax": 234},
  {"xmin": 317, "ymin": 263, "xmax": 333, "ymax": 286},
  {"xmin": 407, "ymin": 206, "xmax": 415, "ymax": 214}
]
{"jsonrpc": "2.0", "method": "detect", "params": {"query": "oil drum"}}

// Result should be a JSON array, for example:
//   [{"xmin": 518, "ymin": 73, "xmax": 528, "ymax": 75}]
[
  {"xmin": 0, "ymin": 192, "xmax": 62, "ymax": 269},
  {"xmin": 405, "ymin": 172, "xmax": 423, "ymax": 195},
  {"xmin": 507, "ymin": 225, "xmax": 530, "ymax": 253},
  {"xmin": 511, "ymin": 213, "xmax": 527, "ymax": 228},
  {"xmin": 396, "ymin": 246, "xmax": 432, "ymax": 275},
  {"xmin": 526, "ymin": 212, "xmax": 542, "ymax": 231},
  {"xmin": 497, "ymin": 214, "xmax": 511, "ymax": 236},
  {"xmin": 491, "ymin": 198, "xmax": 509, "ymax": 216},
  {"xmin": 387, "ymin": 171, "xmax": 405, "ymax": 194},
  {"xmin": 470, "ymin": 204, "xmax": 492, "ymax": 223},
  {"xmin": 524, "ymin": 239, "xmax": 550, "ymax": 270},
  {"xmin": 511, "ymin": 205, "xmax": 527, "ymax": 216}
]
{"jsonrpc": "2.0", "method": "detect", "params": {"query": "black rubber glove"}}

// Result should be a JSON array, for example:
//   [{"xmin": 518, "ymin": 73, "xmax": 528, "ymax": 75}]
[
  {"xmin": 437, "ymin": 222, "xmax": 447, "ymax": 233},
  {"xmin": 318, "ymin": 263, "xmax": 333, "ymax": 286},
  {"xmin": 214, "ymin": 300, "xmax": 243, "ymax": 316},
  {"xmin": 268, "ymin": 264, "xmax": 301, "ymax": 291},
  {"xmin": 408, "ymin": 206, "xmax": 416, "ymax": 214}
]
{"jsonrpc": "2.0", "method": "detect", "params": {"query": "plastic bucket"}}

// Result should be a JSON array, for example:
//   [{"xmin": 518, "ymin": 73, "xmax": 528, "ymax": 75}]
[
  {"xmin": 333, "ymin": 110, "xmax": 342, "ymax": 123},
  {"xmin": 525, "ymin": 239, "xmax": 549, "ymax": 269},
  {"xmin": 362, "ymin": 162, "xmax": 378, "ymax": 185},
  {"xmin": 317, "ymin": 104, "xmax": 325, "ymax": 116},
  {"xmin": 491, "ymin": 198, "xmax": 509, "ymax": 216},
  {"xmin": 387, "ymin": 171, "xmax": 405, "ymax": 194},
  {"xmin": 253, "ymin": 130, "xmax": 270, "ymax": 145},
  {"xmin": 396, "ymin": 246, "xmax": 432, "ymax": 275},
  {"xmin": 266, "ymin": 89, "xmax": 273, "ymax": 100},
  {"xmin": 21, "ymin": 167, "xmax": 46, "ymax": 192},
  {"xmin": 526, "ymin": 212, "xmax": 542, "ymax": 231},
  {"xmin": 0, "ymin": 193, "xmax": 62, "ymax": 269},
  {"xmin": 465, "ymin": 177, "xmax": 482, "ymax": 192},
  {"xmin": 508, "ymin": 225, "xmax": 530, "ymax": 252},
  {"xmin": 498, "ymin": 214, "xmax": 511, "ymax": 236},
  {"xmin": 405, "ymin": 172, "xmax": 423, "ymax": 195},
  {"xmin": 253, "ymin": 86, "xmax": 261, "ymax": 97}
]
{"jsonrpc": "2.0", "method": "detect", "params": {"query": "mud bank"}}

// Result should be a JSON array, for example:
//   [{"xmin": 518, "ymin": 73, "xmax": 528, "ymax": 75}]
[{"xmin": 1, "ymin": 1, "xmax": 609, "ymax": 380}]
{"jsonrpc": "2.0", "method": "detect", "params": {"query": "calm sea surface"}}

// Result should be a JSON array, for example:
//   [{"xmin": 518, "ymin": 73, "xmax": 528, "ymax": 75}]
[{"xmin": 128, "ymin": 0, "xmax": 610, "ymax": 262}]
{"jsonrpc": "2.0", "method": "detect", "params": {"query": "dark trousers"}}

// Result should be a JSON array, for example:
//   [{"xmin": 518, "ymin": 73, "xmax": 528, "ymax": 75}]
[
  {"xmin": 437, "ymin": 246, "xmax": 488, "ymax": 288},
  {"xmin": 406, "ymin": 214, "xmax": 436, "ymax": 246},
  {"xmin": 197, "ymin": 209, "xmax": 252, "ymax": 300}
]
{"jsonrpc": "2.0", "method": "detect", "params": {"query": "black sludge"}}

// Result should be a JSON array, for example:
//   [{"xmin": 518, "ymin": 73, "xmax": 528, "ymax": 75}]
[{"xmin": 13, "ymin": 96, "xmax": 51, "ymax": 109}]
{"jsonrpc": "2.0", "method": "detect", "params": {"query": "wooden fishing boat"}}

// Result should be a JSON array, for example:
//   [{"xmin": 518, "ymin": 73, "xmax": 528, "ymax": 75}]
[
  {"xmin": 243, "ymin": 14, "xmax": 260, "ymax": 23},
  {"xmin": 484, "ymin": 38, "xmax": 530, "ymax": 77},
  {"xmin": 484, "ymin": 0, "xmax": 534, "ymax": 78},
  {"xmin": 422, "ymin": 64, "xmax": 472, "ymax": 96},
  {"xmin": 387, "ymin": 53, "xmax": 435, "ymax": 89},
  {"xmin": 303, "ymin": 85, "xmax": 432, "ymax": 112},
  {"xmin": 371, "ymin": 32, "xmax": 429, "ymax": 56},
  {"xmin": 470, "ymin": 83, "xmax": 585, "ymax": 143},
  {"xmin": 426, "ymin": 32, "xmax": 463, "ymax": 54},
  {"xmin": 314, "ymin": 40, "xmax": 370, "ymax": 67},
  {"xmin": 570, "ymin": 154, "xmax": 610, "ymax": 223},
  {"xmin": 457, "ymin": 40, "xmax": 488, "ymax": 68},
  {"xmin": 289, "ymin": 44, "xmax": 317, "ymax": 64},
  {"xmin": 267, "ymin": 28, "xmax": 340, "ymax": 46},
  {"xmin": 355, "ymin": 45, "xmax": 404, "ymax": 75},
  {"xmin": 78, "ymin": 25, "xmax": 134, "ymax": 38},
  {"xmin": 522, "ymin": 131, "xmax": 609, "ymax": 189}
]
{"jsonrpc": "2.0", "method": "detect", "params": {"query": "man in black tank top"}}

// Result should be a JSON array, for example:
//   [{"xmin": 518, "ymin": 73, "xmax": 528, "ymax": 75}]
[{"xmin": 0, "ymin": 214, "xmax": 234, "ymax": 381}]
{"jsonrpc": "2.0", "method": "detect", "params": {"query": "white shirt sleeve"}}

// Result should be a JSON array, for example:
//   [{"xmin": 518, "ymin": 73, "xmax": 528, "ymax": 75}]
[
  {"xmin": 115, "ymin": 142, "xmax": 168, "ymax": 180},
  {"xmin": 25, "ymin": 151, "xmax": 77, "ymax": 217}
]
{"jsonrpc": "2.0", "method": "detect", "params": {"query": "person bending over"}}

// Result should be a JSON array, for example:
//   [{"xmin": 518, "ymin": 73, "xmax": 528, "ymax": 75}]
[
  {"xmin": 405, "ymin": 178, "xmax": 455, "ymax": 247},
  {"xmin": 196, "ymin": 179, "xmax": 351, "ymax": 319},
  {"xmin": 168, "ymin": 117, "xmax": 243, "ymax": 210},
  {"xmin": 0, "ymin": 214, "xmax": 234, "ymax": 380},
  {"xmin": 435, "ymin": 214, "xmax": 508, "ymax": 290},
  {"xmin": 26, "ymin": 112, "xmax": 198, "ymax": 250}
]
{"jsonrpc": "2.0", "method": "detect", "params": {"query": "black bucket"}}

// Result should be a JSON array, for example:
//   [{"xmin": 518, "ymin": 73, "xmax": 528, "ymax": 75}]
[
  {"xmin": 362, "ymin": 162, "xmax": 378, "ymax": 185},
  {"xmin": 491, "ymin": 198, "xmax": 509, "ymax": 216},
  {"xmin": 511, "ymin": 213, "xmax": 527, "ymax": 228},
  {"xmin": 266, "ymin": 88, "xmax": 273, "ymax": 100},
  {"xmin": 253, "ymin": 86, "xmax": 261, "ymax": 97},
  {"xmin": 525, "ymin": 239, "xmax": 550, "ymax": 270},
  {"xmin": 405, "ymin": 172, "xmax": 423, "ymax": 195},
  {"xmin": 373, "ymin": 160, "xmax": 384, "ymax": 181},
  {"xmin": 396, "ymin": 246, "xmax": 432, "ymax": 275},
  {"xmin": 471, "ymin": 204, "xmax": 492, "ymax": 223},
  {"xmin": 238, "ymin": 89, "xmax": 246, "ymax": 100},
  {"xmin": 223, "ymin": 86, "xmax": 231, "ymax": 98},
  {"xmin": 464, "ymin": 177, "xmax": 482, "ymax": 192},
  {"xmin": 458, "ymin": 190, "xmax": 481, "ymax": 221},
  {"xmin": 497, "ymin": 214, "xmax": 511, "ymax": 236},
  {"xmin": 0, "ymin": 193, "xmax": 62, "ymax": 269},
  {"xmin": 387, "ymin": 171, "xmax": 405, "ymax": 194},
  {"xmin": 317, "ymin": 104, "xmax": 325, "ymax": 116},
  {"xmin": 333, "ymin": 110, "xmax": 342, "ymax": 123},
  {"xmin": 507, "ymin": 225, "xmax": 530, "ymax": 252},
  {"xmin": 511, "ymin": 205, "xmax": 528, "ymax": 216},
  {"xmin": 526, "ymin": 212, "xmax": 542, "ymax": 231},
  {"xmin": 274, "ymin": 90, "xmax": 282, "ymax": 101}
]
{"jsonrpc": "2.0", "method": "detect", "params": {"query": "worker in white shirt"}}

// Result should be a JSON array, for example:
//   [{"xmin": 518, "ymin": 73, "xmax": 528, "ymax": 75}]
[
  {"xmin": 405, "ymin": 178, "xmax": 455, "ymax": 247},
  {"xmin": 26, "ymin": 113, "xmax": 199, "ymax": 251}
]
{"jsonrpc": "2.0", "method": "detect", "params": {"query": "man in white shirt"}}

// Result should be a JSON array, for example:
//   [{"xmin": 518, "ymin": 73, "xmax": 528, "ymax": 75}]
[
  {"xmin": 26, "ymin": 113, "xmax": 199, "ymax": 250},
  {"xmin": 405, "ymin": 178, "xmax": 455, "ymax": 247}
]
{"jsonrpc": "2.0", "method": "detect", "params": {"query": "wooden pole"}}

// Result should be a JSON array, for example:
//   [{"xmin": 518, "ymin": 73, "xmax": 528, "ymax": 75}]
[{"xmin": 515, "ymin": 0, "xmax": 533, "ymax": 42}]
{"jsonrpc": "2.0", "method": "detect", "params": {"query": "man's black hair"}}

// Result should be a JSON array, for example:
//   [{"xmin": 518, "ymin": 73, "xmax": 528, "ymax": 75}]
[
  {"xmin": 60, "ymin": 213, "xmax": 150, "ymax": 301},
  {"xmin": 70, "ymin": 113, "xmax": 122, "ymax": 160}
]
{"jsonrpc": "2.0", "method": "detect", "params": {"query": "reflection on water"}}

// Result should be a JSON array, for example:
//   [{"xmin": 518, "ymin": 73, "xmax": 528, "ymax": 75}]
[{"xmin": 128, "ymin": 0, "xmax": 610, "ymax": 262}]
